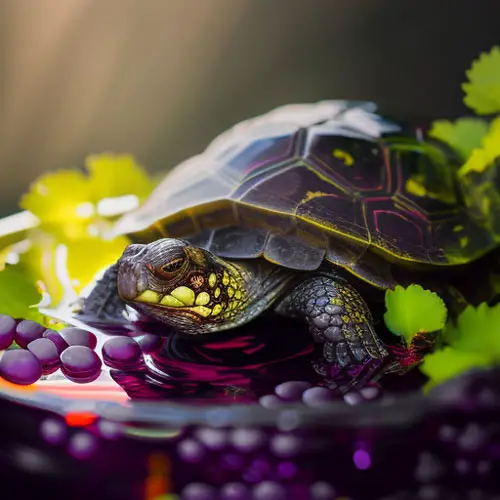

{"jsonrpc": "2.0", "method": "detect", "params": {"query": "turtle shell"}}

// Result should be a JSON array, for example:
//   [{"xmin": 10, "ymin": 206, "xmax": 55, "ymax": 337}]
[{"xmin": 113, "ymin": 100, "xmax": 497, "ymax": 289}]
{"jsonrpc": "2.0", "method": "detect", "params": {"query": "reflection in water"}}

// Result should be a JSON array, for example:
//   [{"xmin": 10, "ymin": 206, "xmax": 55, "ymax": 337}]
[{"xmin": 92, "ymin": 314, "xmax": 319, "ymax": 403}]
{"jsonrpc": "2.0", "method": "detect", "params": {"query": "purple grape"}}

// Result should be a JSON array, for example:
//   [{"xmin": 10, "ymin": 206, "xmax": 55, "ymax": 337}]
[
  {"xmin": 310, "ymin": 482, "xmax": 336, "ymax": 500},
  {"xmin": 275, "ymin": 380, "xmax": 312, "ymax": 401},
  {"xmin": 40, "ymin": 418, "xmax": 67, "ymax": 445},
  {"xmin": 68, "ymin": 432, "xmax": 98, "ymax": 460},
  {"xmin": 59, "ymin": 327, "xmax": 97, "ymax": 349},
  {"xmin": 0, "ymin": 314, "xmax": 16, "ymax": 350},
  {"xmin": 258, "ymin": 394, "xmax": 282, "ymax": 409},
  {"xmin": 343, "ymin": 391, "xmax": 364, "ymax": 406},
  {"xmin": 27, "ymin": 338, "xmax": 61, "ymax": 374},
  {"xmin": 14, "ymin": 320, "xmax": 45, "ymax": 348},
  {"xmin": 101, "ymin": 337, "xmax": 142, "ymax": 370},
  {"xmin": 251, "ymin": 481, "xmax": 286, "ymax": 500},
  {"xmin": 181, "ymin": 483, "xmax": 216, "ymax": 500},
  {"xmin": 220, "ymin": 482, "xmax": 249, "ymax": 500},
  {"xmin": 133, "ymin": 334, "xmax": 163, "ymax": 353},
  {"xmin": 194, "ymin": 427, "xmax": 228, "ymax": 451},
  {"xmin": 42, "ymin": 329, "xmax": 69, "ymax": 354},
  {"xmin": 177, "ymin": 438, "xmax": 206, "ymax": 463},
  {"xmin": 302, "ymin": 387, "xmax": 333, "ymax": 407},
  {"xmin": 230, "ymin": 428, "xmax": 266, "ymax": 453},
  {"xmin": 0, "ymin": 349, "xmax": 42, "ymax": 385},
  {"xmin": 60, "ymin": 345, "xmax": 102, "ymax": 383},
  {"xmin": 270, "ymin": 434, "xmax": 303, "ymax": 458}
]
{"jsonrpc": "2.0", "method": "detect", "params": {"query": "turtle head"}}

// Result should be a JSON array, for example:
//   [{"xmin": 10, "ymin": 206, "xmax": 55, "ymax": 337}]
[{"xmin": 116, "ymin": 239, "xmax": 247, "ymax": 333}]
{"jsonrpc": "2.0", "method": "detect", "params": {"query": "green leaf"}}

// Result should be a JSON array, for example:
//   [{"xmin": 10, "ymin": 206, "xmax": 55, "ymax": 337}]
[
  {"xmin": 419, "ymin": 302, "xmax": 500, "ymax": 388},
  {"xmin": 384, "ymin": 284, "xmax": 448, "ymax": 343},
  {"xmin": 85, "ymin": 154, "xmax": 155, "ymax": 203},
  {"xmin": 0, "ymin": 265, "xmax": 44, "ymax": 323},
  {"xmin": 462, "ymin": 46, "xmax": 500, "ymax": 114},
  {"xmin": 65, "ymin": 236, "xmax": 130, "ymax": 293},
  {"xmin": 444, "ymin": 303, "xmax": 500, "ymax": 358},
  {"xmin": 459, "ymin": 116, "xmax": 500, "ymax": 177},
  {"xmin": 20, "ymin": 170, "xmax": 93, "ymax": 239},
  {"xmin": 19, "ymin": 153, "xmax": 155, "ymax": 241},
  {"xmin": 420, "ymin": 346, "xmax": 491, "ymax": 388},
  {"xmin": 16, "ymin": 154, "xmax": 156, "ymax": 302},
  {"xmin": 429, "ymin": 118, "xmax": 489, "ymax": 160}
]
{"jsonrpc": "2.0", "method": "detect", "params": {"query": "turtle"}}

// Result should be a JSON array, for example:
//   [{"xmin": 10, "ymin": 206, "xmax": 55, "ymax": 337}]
[{"xmin": 78, "ymin": 100, "xmax": 500, "ymax": 394}]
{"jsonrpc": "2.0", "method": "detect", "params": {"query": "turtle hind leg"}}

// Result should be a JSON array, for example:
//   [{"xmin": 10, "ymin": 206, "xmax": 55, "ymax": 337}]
[
  {"xmin": 275, "ymin": 274, "xmax": 391, "ymax": 394},
  {"xmin": 74, "ymin": 264, "xmax": 129, "ymax": 324}
]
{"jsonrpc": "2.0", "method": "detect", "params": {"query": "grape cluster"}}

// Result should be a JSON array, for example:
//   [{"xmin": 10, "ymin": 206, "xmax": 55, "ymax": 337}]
[
  {"xmin": 0, "ymin": 313, "xmax": 165, "ymax": 387},
  {"xmin": 0, "ymin": 314, "xmax": 102, "ymax": 385},
  {"xmin": 259, "ymin": 380, "xmax": 381, "ymax": 409}
]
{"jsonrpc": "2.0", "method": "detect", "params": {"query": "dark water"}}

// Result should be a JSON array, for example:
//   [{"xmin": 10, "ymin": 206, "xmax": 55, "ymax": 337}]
[{"xmin": 87, "ymin": 314, "xmax": 325, "ymax": 403}]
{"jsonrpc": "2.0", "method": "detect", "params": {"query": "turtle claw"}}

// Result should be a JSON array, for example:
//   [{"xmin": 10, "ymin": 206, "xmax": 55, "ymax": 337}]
[
  {"xmin": 314, "ymin": 354, "xmax": 386, "ymax": 395},
  {"xmin": 277, "ymin": 275, "xmax": 389, "ymax": 394}
]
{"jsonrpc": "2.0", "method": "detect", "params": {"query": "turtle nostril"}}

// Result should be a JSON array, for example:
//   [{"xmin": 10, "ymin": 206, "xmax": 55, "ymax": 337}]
[{"xmin": 117, "ymin": 262, "xmax": 149, "ymax": 301}]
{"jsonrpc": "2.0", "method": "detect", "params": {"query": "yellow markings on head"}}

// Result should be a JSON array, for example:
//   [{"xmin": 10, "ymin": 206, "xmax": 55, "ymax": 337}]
[
  {"xmin": 195, "ymin": 292, "xmax": 211, "ymax": 306},
  {"xmin": 160, "ymin": 295, "xmax": 184, "ymax": 307},
  {"xmin": 460, "ymin": 236, "xmax": 469, "ymax": 248},
  {"xmin": 332, "ymin": 148, "xmax": 354, "ymax": 166},
  {"xmin": 214, "ymin": 287, "xmax": 221, "ymax": 299},
  {"xmin": 208, "ymin": 273, "xmax": 217, "ymax": 288},
  {"xmin": 453, "ymin": 225, "xmax": 464, "ymax": 233},
  {"xmin": 222, "ymin": 271, "xmax": 230, "ymax": 286},
  {"xmin": 190, "ymin": 306, "xmax": 212, "ymax": 317},
  {"xmin": 227, "ymin": 287, "xmax": 235, "ymax": 298},
  {"xmin": 136, "ymin": 290, "xmax": 160, "ymax": 303},
  {"xmin": 212, "ymin": 304, "xmax": 223, "ymax": 316},
  {"xmin": 235, "ymin": 290, "xmax": 242, "ymax": 300},
  {"xmin": 170, "ymin": 286, "xmax": 195, "ymax": 306}
]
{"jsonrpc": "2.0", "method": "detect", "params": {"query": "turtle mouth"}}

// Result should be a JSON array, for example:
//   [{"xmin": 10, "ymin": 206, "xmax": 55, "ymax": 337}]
[{"xmin": 131, "ymin": 286, "xmax": 217, "ymax": 320}]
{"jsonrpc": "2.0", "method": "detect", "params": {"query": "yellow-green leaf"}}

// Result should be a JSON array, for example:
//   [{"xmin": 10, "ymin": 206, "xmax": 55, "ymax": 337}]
[
  {"xmin": 85, "ymin": 154, "xmax": 155, "ymax": 202},
  {"xmin": 421, "ymin": 347, "xmax": 491, "ymax": 389},
  {"xmin": 429, "ymin": 118, "xmax": 489, "ymax": 160},
  {"xmin": 19, "ymin": 170, "xmax": 93, "ymax": 239},
  {"xmin": 384, "ymin": 285, "xmax": 448, "ymax": 343},
  {"xmin": 462, "ymin": 46, "xmax": 500, "ymax": 114},
  {"xmin": 459, "ymin": 116, "xmax": 500, "ymax": 177},
  {"xmin": 19, "ymin": 154, "xmax": 156, "ymax": 242},
  {"xmin": 0, "ymin": 265, "xmax": 44, "ymax": 322},
  {"xmin": 444, "ymin": 303, "xmax": 500, "ymax": 358},
  {"xmin": 16, "ymin": 232, "xmax": 64, "ymax": 306},
  {"xmin": 66, "ymin": 236, "xmax": 130, "ymax": 293}
]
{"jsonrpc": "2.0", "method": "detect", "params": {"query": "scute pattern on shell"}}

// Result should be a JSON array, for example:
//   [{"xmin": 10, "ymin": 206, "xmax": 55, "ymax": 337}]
[{"xmin": 113, "ymin": 100, "xmax": 497, "ymax": 283}]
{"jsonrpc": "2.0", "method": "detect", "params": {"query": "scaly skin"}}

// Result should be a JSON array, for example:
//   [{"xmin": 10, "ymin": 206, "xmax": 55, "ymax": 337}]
[{"xmin": 79, "ymin": 238, "xmax": 393, "ymax": 393}]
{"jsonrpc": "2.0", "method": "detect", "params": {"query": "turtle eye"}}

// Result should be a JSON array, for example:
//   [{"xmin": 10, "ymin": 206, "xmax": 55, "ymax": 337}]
[{"xmin": 160, "ymin": 257, "xmax": 185, "ymax": 274}]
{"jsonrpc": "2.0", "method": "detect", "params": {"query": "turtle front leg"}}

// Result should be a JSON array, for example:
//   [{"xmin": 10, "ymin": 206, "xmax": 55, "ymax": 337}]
[
  {"xmin": 275, "ymin": 275, "xmax": 390, "ymax": 394},
  {"xmin": 74, "ymin": 264, "xmax": 129, "ymax": 323}
]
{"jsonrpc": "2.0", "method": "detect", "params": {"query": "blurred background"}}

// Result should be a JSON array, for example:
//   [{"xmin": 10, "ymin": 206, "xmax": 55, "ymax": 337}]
[{"xmin": 1, "ymin": 0, "xmax": 499, "ymax": 216}]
